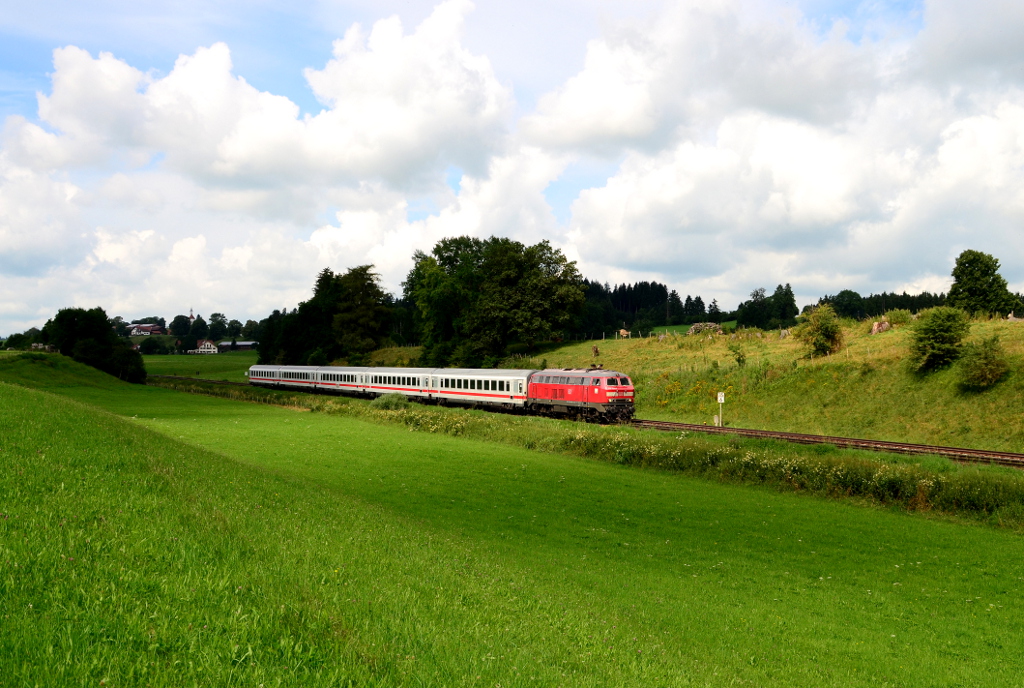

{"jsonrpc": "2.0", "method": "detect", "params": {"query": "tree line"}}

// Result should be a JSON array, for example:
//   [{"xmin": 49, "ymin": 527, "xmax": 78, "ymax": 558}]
[{"xmin": 6, "ymin": 243, "xmax": 1018, "ymax": 376}]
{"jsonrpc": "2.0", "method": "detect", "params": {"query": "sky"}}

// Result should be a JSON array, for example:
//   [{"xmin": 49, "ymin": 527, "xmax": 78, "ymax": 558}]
[{"xmin": 2, "ymin": 0, "xmax": 1024, "ymax": 334}]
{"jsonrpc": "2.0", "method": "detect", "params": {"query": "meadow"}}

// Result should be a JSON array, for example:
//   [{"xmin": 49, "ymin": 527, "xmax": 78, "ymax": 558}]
[
  {"xmin": 142, "ymin": 350, "xmax": 258, "ymax": 383},
  {"xmin": 3, "ymin": 354, "xmax": 1024, "ymax": 685}
]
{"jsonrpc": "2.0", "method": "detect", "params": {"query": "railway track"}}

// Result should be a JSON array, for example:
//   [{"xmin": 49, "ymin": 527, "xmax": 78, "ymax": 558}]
[
  {"xmin": 148, "ymin": 375, "xmax": 1024, "ymax": 468},
  {"xmin": 632, "ymin": 419, "xmax": 1024, "ymax": 469},
  {"xmin": 148, "ymin": 374, "xmax": 251, "ymax": 386}
]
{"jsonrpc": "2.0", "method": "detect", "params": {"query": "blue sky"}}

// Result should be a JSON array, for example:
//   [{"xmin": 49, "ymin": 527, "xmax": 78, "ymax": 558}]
[{"xmin": 2, "ymin": 0, "xmax": 1024, "ymax": 333}]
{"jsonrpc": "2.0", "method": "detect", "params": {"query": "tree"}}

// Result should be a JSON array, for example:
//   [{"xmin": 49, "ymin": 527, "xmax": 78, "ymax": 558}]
[
  {"xmin": 256, "ymin": 266, "xmax": 394, "ymax": 366},
  {"xmin": 169, "ymin": 315, "xmax": 192, "ymax": 337},
  {"xmin": 827, "ymin": 290, "xmax": 864, "ymax": 319},
  {"xmin": 958, "ymin": 336, "xmax": 1009, "ymax": 389},
  {"xmin": 910, "ymin": 307, "xmax": 970, "ymax": 371},
  {"xmin": 407, "ymin": 237, "xmax": 584, "ymax": 365},
  {"xmin": 667, "ymin": 290, "xmax": 685, "ymax": 325},
  {"xmin": 139, "ymin": 337, "xmax": 167, "ymax": 355},
  {"xmin": 241, "ymin": 319, "xmax": 260, "ymax": 339},
  {"xmin": 798, "ymin": 304, "xmax": 844, "ymax": 355},
  {"xmin": 708, "ymin": 299, "xmax": 721, "ymax": 323},
  {"xmin": 109, "ymin": 316, "xmax": 131, "ymax": 337},
  {"xmin": 131, "ymin": 316, "xmax": 166, "ymax": 328},
  {"xmin": 736, "ymin": 288, "xmax": 771, "ymax": 329},
  {"xmin": 190, "ymin": 315, "xmax": 209, "ymax": 339},
  {"xmin": 769, "ymin": 284, "xmax": 799, "ymax": 326},
  {"xmin": 227, "ymin": 319, "xmax": 243, "ymax": 338},
  {"xmin": 42, "ymin": 307, "xmax": 146, "ymax": 383},
  {"xmin": 4, "ymin": 332, "xmax": 33, "ymax": 349},
  {"xmin": 331, "ymin": 266, "xmax": 392, "ymax": 363},
  {"xmin": 947, "ymin": 249, "xmax": 1021, "ymax": 315},
  {"xmin": 208, "ymin": 313, "xmax": 228, "ymax": 341}
]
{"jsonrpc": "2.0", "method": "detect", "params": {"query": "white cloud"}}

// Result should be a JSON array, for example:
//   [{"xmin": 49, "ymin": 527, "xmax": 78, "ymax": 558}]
[
  {"xmin": 521, "ymin": 0, "xmax": 876, "ymax": 155},
  {"xmin": 0, "ymin": 153, "xmax": 88, "ymax": 276},
  {"xmin": 5, "ymin": 0, "xmax": 510, "ymax": 194}
]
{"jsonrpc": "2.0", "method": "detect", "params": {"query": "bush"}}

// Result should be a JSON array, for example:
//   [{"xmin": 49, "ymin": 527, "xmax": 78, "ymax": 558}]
[
  {"xmin": 797, "ymin": 304, "xmax": 843, "ymax": 356},
  {"xmin": 958, "ymin": 336, "xmax": 1009, "ymax": 389},
  {"xmin": 370, "ymin": 393, "xmax": 412, "ymax": 410},
  {"xmin": 727, "ymin": 342, "xmax": 747, "ymax": 368},
  {"xmin": 884, "ymin": 309, "xmax": 912, "ymax": 326},
  {"xmin": 910, "ymin": 307, "xmax": 970, "ymax": 371}
]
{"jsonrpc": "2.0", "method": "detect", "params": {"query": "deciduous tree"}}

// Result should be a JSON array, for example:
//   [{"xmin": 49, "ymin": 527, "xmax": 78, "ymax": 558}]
[
  {"xmin": 42, "ymin": 307, "xmax": 146, "ymax": 382},
  {"xmin": 947, "ymin": 250, "xmax": 1021, "ymax": 315},
  {"xmin": 169, "ymin": 315, "xmax": 192, "ymax": 337}
]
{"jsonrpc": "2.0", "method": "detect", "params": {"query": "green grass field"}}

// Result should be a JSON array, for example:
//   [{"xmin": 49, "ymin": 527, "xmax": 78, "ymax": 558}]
[
  {"xmin": 3, "ymin": 354, "xmax": 1024, "ymax": 685},
  {"xmin": 142, "ymin": 350, "xmax": 257, "ymax": 382}
]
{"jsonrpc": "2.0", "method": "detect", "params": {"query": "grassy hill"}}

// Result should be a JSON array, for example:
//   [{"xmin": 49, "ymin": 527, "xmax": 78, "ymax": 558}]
[
  {"xmin": 4, "ymin": 354, "xmax": 1024, "ymax": 684},
  {"xmin": 514, "ymin": 318, "xmax": 1024, "ymax": 452}
]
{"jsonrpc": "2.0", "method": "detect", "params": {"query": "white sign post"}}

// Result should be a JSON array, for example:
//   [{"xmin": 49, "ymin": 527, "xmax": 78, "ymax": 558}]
[{"xmin": 717, "ymin": 392, "xmax": 725, "ymax": 427}]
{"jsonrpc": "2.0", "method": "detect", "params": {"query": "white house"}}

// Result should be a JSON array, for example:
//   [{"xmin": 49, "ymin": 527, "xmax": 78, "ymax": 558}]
[{"xmin": 187, "ymin": 339, "xmax": 219, "ymax": 354}]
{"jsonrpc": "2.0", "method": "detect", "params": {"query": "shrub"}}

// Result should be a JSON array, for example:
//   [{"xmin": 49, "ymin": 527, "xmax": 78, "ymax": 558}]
[
  {"xmin": 957, "ymin": 336, "xmax": 1009, "ymax": 389},
  {"xmin": 884, "ymin": 309, "xmax": 912, "ymax": 326},
  {"xmin": 370, "ymin": 393, "xmax": 411, "ymax": 410},
  {"xmin": 727, "ymin": 342, "xmax": 747, "ymax": 368},
  {"xmin": 797, "ymin": 304, "xmax": 843, "ymax": 356},
  {"xmin": 910, "ymin": 307, "xmax": 970, "ymax": 371}
]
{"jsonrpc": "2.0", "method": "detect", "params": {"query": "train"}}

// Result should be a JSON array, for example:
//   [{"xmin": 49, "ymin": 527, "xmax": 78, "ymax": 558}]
[{"xmin": 247, "ymin": 364, "xmax": 635, "ymax": 422}]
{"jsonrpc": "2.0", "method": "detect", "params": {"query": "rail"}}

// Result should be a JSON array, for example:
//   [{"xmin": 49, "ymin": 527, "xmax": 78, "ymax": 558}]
[
  {"xmin": 147, "ymin": 374, "xmax": 251, "ymax": 387},
  {"xmin": 631, "ymin": 419, "xmax": 1024, "ymax": 469}
]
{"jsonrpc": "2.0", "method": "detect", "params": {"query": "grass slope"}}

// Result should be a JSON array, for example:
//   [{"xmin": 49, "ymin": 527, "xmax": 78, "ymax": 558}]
[
  {"xmin": 516, "ymin": 319, "xmax": 1024, "ymax": 452},
  {"xmin": 3, "ymin": 355, "xmax": 1024, "ymax": 685}
]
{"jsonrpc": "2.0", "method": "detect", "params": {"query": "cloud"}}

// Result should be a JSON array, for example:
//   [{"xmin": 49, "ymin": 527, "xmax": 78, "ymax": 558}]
[
  {"xmin": 521, "ymin": 0, "xmax": 876, "ymax": 155},
  {"xmin": 916, "ymin": 0, "xmax": 1024, "ymax": 84},
  {"xmin": 0, "ymin": 153, "xmax": 88, "ymax": 276},
  {"xmin": 5, "ymin": 0, "xmax": 511, "ymax": 193}
]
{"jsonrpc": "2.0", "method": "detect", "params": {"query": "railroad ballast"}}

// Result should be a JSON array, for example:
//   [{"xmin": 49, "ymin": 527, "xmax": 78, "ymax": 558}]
[{"xmin": 248, "ymin": 365, "xmax": 635, "ymax": 422}]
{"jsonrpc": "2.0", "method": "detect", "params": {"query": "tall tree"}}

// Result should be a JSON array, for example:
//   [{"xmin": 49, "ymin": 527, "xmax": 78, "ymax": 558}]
[
  {"xmin": 208, "ymin": 313, "xmax": 228, "ymax": 341},
  {"xmin": 190, "ymin": 315, "xmax": 209, "ymax": 339},
  {"xmin": 708, "ymin": 299, "xmax": 721, "ymax": 323},
  {"xmin": 769, "ymin": 283, "xmax": 799, "ymax": 325},
  {"xmin": 42, "ymin": 307, "xmax": 146, "ymax": 383},
  {"xmin": 736, "ymin": 288, "xmax": 771, "ymax": 328},
  {"xmin": 332, "ymin": 265, "xmax": 392, "ymax": 363},
  {"xmin": 169, "ymin": 314, "xmax": 192, "ymax": 337},
  {"xmin": 256, "ymin": 266, "xmax": 393, "ymax": 365},
  {"xmin": 947, "ymin": 249, "xmax": 1021, "ymax": 315},
  {"xmin": 408, "ymin": 237, "xmax": 584, "ymax": 365},
  {"xmin": 667, "ymin": 290, "xmax": 685, "ymax": 325}
]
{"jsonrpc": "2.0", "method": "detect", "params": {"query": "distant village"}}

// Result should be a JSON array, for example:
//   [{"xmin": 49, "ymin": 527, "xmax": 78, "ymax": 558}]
[{"xmin": 122, "ymin": 311, "xmax": 257, "ymax": 355}]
